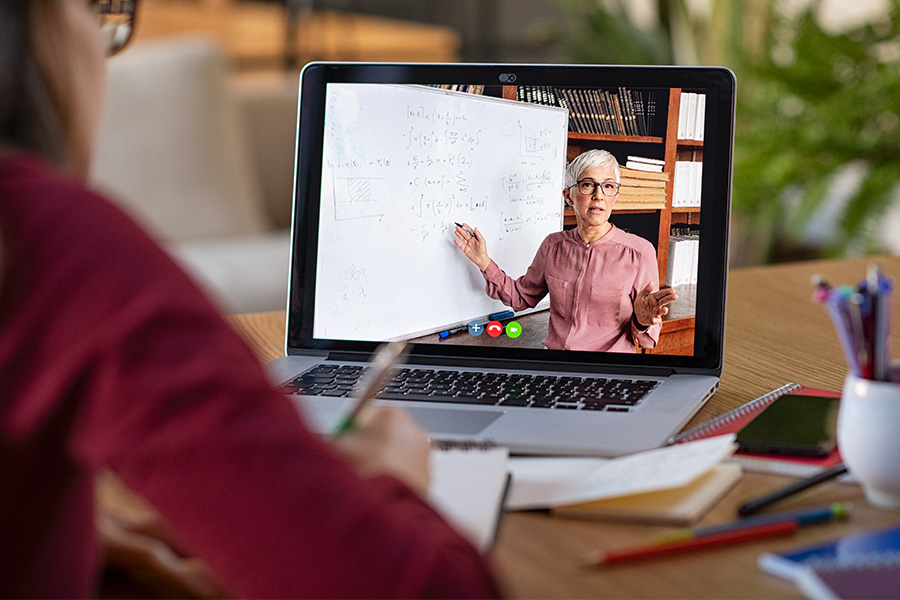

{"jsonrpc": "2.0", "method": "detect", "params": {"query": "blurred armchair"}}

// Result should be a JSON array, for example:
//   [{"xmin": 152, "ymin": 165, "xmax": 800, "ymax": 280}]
[{"xmin": 91, "ymin": 36, "xmax": 298, "ymax": 313}]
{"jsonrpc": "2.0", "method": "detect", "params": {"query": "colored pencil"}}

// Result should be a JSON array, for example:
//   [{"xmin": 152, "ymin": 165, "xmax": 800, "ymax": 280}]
[{"xmin": 581, "ymin": 520, "xmax": 799, "ymax": 567}]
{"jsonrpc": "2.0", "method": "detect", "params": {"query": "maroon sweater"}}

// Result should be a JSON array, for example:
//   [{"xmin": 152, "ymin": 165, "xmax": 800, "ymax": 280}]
[{"xmin": 0, "ymin": 153, "xmax": 500, "ymax": 598}]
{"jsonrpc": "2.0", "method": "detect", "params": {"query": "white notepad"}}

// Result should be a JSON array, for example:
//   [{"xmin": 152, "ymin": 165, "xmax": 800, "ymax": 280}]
[{"xmin": 428, "ymin": 445, "xmax": 510, "ymax": 553}]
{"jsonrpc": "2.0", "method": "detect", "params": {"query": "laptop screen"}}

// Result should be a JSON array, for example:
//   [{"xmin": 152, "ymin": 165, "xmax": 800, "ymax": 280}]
[{"xmin": 289, "ymin": 64, "xmax": 734, "ymax": 375}]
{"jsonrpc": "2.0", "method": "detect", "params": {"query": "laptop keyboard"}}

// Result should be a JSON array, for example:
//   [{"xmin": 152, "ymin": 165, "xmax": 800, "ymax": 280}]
[{"xmin": 279, "ymin": 364, "xmax": 660, "ymax": 412}]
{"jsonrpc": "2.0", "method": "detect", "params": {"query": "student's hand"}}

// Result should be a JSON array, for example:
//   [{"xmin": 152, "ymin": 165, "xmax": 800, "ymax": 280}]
[
  {"xmin": 453, "ymin": 223, "xmax": 492, "ymax": 272},
  {"xmin": 98, "ymin": 509, "xmax": 224, "ymax": 599},
  {"xmin": 330, "ymin": 406, "xmax": 432, "ymax": 496},
  {"xmin": 633, "ymin": 283, "xmax": 678, "ymax": 327}
]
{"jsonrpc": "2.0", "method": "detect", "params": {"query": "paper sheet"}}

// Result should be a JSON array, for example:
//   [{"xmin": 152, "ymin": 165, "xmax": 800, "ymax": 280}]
[{"xmin": 506, "ymin": 434, "xmax": 737, "ymax": 510}]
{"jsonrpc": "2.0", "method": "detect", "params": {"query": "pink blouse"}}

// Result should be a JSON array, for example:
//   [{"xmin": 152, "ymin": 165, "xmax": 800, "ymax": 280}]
[{"xmin": 482, "ymin": 226, "xmax": 661, "ymax": 352}]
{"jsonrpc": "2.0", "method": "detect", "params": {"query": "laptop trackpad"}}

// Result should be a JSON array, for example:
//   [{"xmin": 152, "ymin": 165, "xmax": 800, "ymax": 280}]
[{"xmin": 406, "ymin": 407, "xmax": 503, "ymax": 434}]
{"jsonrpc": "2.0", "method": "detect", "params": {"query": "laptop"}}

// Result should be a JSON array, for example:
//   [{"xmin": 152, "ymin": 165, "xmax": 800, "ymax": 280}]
[{"xmin": 267, "ymin": 63, "xmax": 735, "ymax": 456}]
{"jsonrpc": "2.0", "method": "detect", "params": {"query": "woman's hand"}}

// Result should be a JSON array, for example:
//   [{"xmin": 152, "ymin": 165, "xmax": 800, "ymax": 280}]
[
  {"xmin": 330, "ymin": 406, "xmax": 432, "ymax": 496},
  {"xmin": 98, "ymin": 508, "xmax": 223, "ymax": 598},
  {"xmin": 633, "ymin": 283, "xmax": 678, "ymax": 327},
  {"xmin": 453, "ymin": 223, "xmax": 491, "ymax": 272}
]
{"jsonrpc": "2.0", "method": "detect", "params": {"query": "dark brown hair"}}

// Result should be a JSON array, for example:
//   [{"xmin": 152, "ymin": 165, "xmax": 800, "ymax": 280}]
[{"xmin": 0, "ymin": 0, "xmax": 73, "ymax": 168}]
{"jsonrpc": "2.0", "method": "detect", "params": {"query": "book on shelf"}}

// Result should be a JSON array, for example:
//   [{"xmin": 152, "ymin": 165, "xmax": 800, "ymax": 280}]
[
  {"xmin": 610, "ymin": 90, "xmax": 627, "ymax": 136},
  {"xmin": 695, "ymin": 94, "xmax": 706, "ymax": 142},
  {"xmin": 678, "ymin": 91, "xmax": 706, "ymax": 141},
  {"xmin": 625, "ymin": 155, "xmax": 665, "ymax": 173},
  {"xmin": 758, "ymin": 523, "xmax": 900, "ymax": 587},
  {"xmin": 505, "ymin": 434, "xmax": 739, "ymax": 526},
  {"xmin": 429, "ymin": 84, "xmax": 485, "ymax": 95},
  {"xmin": 669, "ymin": 382, "xmax": 843, "ymax": 478},
  {"xmin": 621, "ymin": 164, "xmax": 669, "ymax": 180},
  {"xmin": 672, "ymin": 161, "xmax": 703, "ymax": 208},
  {"xmin": 516, "ymin": 86, "xmax": 658, "ymax": 137},
  {"xmin": 620, "ymin": 177, "xmax": 666, "ymax": 189},
  {"xmin": 666, "ymin": 223, "xmax": 699, "ymax": 319}
]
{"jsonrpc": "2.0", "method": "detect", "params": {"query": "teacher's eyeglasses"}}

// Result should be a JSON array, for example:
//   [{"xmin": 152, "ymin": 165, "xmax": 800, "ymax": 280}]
[
  {"xmin": 90, "ymin": 0, "xmax": 137, "ymax": 56},
  {"xmin": 571, "ymin": 179, "xmax": 621, "ymax": 197}
]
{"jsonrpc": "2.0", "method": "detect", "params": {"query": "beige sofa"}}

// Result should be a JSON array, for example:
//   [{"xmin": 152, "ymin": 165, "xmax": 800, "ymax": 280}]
[{"xmin": 91, "ymin": 36, "xmax": 298, "ymax": 313}]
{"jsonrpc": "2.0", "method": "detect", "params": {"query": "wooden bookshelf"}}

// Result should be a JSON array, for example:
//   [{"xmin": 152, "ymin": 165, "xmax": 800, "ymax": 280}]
[{"xmin": 567, "ymin": 132, "xmax": 664, "ymax": 145}]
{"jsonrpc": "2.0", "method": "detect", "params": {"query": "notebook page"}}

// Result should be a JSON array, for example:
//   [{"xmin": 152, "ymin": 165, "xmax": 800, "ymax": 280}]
[
  {"xmin": 428, "ymin": 446, "xmax": 510, "ymax": 553},
  {"xmin": 507, "ymin": 434, "xmax": 736, "ymax": 510}
]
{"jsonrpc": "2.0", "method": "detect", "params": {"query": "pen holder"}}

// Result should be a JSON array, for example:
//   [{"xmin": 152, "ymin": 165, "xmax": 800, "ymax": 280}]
[{"xmin": 839, "ymin": 374, "xmax": 900, "ymax": 510}]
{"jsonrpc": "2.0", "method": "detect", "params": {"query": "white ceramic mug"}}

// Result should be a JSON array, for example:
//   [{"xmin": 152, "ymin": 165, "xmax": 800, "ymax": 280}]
[{"xmin": 839, "ymin": 374, "xmax": 900, "ymax": 509}]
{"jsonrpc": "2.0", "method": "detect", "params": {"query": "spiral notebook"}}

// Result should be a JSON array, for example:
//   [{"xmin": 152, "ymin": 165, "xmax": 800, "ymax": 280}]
[{"xmin": 668, "ymin": 383, "xmax": 842, "ymax": 477}]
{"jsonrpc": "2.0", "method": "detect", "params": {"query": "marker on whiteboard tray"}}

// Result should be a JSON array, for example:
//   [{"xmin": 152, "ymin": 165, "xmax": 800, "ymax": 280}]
[
  {"xmin": 488, "ymin": 310, "xmax": 515, "ymax": 321},
  {"xmin": 454, "ymin": 222, "xmax": 475, "ymax": 237},
  {"xmin": 438, "ymin": 324, "xmax": 470, "ymax": 339}
]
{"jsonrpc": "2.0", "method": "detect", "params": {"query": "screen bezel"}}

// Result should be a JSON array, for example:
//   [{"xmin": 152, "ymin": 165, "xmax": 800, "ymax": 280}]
[{"xmin": 287, "ymin": 63, "xmax": 735, "ymax": 376}]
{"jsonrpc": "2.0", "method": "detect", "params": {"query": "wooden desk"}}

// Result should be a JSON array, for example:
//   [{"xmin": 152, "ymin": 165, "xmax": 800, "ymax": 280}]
[{"xmin": 224, "ymin": 255, "xmax": 900, "ymax": 598}]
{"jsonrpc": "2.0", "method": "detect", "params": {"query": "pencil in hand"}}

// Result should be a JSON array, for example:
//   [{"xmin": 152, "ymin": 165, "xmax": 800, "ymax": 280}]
[{"xmin": 331, "ymin": 341, "xmax": 408, "ymax": 435}]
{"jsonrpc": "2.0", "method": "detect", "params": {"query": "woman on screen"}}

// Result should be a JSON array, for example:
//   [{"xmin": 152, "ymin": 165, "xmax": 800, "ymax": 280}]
[{"xmin": 454, "ymin": 149, "xmax": 675, "ymax": 352}]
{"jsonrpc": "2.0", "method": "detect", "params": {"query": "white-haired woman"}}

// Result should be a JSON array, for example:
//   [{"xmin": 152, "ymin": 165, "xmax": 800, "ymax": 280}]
[{"xmin": 455, "ymin": 149, "xmax": 676, "ymax": 352}]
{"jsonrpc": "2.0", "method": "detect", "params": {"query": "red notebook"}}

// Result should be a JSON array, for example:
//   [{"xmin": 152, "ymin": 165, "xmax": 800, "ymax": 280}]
[{"xmin": 669, "ymin": 383, "xmax": 843, "ymax": 477}]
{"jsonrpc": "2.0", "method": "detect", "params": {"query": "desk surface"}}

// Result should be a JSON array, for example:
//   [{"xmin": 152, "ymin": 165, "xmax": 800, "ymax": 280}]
[{"xmin": 225, "ymin": 255, "xmax": 900, "ymax": 598}]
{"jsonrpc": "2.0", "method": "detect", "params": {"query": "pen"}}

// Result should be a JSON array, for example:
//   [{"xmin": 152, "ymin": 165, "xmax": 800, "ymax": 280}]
[
  {"xmin": 737, "ymin": 467, "xmax": 850, "ymax": 516},
  {"xmin": 868, "ymin": 265, "xmax": 887, "ymax": 381},
  {"xmin": 814, "ymin": 266, "xmax": 895, "ymax": 382},
  {"xmin": 488, "ymin": 310, "xmax": 515, "ymax": 321},
  {"xmin": 454, "ymin": 222, "xmax": 475, "ymax": 237},
  {"xmin": 654, "ymin": 502, "xmax": 848, "ymax": 544},
  {"xmin": 331, "ymin": 341, "xmax": 408, "ymax": 435},
  {"xmin": 582, "ymin": 520, "xmax": 798, "ymax": 568}
]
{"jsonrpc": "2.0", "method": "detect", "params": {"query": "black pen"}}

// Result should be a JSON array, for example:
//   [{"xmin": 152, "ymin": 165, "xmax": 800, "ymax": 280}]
[{"xmin": 737, "ymin": 463, "xmax": 849, "ymax": 516}]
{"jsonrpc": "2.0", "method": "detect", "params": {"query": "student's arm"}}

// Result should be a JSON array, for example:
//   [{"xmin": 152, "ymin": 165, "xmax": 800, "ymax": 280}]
[{"xmin": 19, "ymin": 177, "xmax": 500, "ymax": 598}]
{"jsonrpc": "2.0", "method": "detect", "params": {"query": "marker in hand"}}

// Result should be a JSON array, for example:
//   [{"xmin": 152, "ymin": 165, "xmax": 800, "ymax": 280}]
[
  {"xmin": 331, "ymin": 341, "xmax": 408, "ymax": 435},
  {"xmin": 455, "ymin": 222, "xmax": 475, "ymax": 237}
]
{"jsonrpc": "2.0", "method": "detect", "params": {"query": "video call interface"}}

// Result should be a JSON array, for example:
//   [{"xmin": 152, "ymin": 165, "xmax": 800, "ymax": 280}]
[{"xmin": 311, "ymin": 81, "xmax": 708, "ymax": 357}]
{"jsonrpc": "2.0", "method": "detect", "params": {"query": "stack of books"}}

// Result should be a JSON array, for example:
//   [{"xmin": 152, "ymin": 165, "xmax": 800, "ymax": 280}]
[{"xmin": 615, "ymin": 163, "xmax": 668, "ymax": 211}]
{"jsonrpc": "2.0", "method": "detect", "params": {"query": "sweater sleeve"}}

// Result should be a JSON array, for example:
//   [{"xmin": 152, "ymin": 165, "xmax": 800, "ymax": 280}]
[{"xmin": 1, "ymin": 160, "xmax": 500, "ymax": 599}]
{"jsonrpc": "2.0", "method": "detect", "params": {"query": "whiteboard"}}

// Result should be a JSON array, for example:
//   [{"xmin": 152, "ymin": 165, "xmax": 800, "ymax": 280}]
[{"xmin": 313, "ymin": 84, "xmax": 568, "ymax": 341}]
